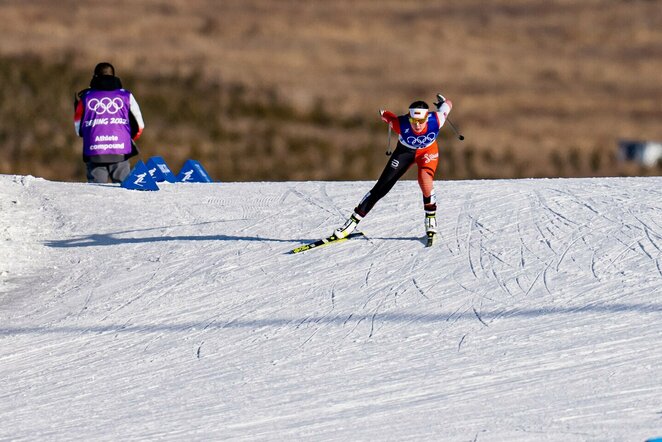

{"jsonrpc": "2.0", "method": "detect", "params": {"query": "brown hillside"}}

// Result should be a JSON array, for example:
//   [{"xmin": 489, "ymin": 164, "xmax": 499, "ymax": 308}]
[{"xmin": 0, "ymin": 0, "xmax": 660, "ymax": 180}]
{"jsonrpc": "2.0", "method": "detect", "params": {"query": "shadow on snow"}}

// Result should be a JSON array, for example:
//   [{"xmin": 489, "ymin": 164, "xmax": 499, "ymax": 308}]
[
  {"xmin": 43, "ymin": 226, "xmax": 424, "ymax": 248},
  {"xmin": 1, "ymin": 303, "xmax": 660, "ymax": 336}
]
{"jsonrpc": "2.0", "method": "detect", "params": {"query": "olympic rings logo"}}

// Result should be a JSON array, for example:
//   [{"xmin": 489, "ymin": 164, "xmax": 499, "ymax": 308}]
[
  {"xmin": 87, "ymin": 97, "xmax": 124, "ymax": 115},
  {"xmin": 406, "ymin": 133, "xmax": 437, "ymax": 148}
]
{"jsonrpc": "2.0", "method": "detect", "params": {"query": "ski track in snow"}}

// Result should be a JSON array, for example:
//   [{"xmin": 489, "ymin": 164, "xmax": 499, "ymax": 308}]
[{"xmin": 0, "ymin": 175, "xmax": 661, "ymax": 441}]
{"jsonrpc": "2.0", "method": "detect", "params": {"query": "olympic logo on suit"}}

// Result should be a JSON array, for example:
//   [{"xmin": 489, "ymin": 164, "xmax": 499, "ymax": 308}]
[
  {"xmin": 405, "ymin": 133, "xmax": 437, "ymax": 148},
  {"xmin": 87, "ymin": 97, "xmax": 124, "ymax": 115}
]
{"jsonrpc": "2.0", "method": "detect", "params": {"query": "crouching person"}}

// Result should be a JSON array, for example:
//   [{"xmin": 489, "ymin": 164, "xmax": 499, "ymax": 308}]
[{"xmin": 74, "ymin": 62, "xmax": 145, "ymax": 183}]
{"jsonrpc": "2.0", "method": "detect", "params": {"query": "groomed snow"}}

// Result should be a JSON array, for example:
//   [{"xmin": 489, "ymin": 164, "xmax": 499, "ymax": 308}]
[{"xmin": 1, "ymin": 175, "xmax": 661, "ymax": 441}]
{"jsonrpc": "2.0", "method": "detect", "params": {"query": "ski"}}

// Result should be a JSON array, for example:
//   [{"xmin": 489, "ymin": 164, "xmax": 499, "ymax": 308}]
[
  {"xmin": 290, "ymin": 232, "xmax": 365, "ymax": 254},
  {"xmin": 425, "ymin": 232, "xmax": 436, "ymax": 247}
]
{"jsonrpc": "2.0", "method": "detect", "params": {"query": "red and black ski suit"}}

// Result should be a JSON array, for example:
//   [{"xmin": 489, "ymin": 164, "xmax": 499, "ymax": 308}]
[{"xmin": 354, "ymin": 101, "xmax": 452, "ymax": 218}]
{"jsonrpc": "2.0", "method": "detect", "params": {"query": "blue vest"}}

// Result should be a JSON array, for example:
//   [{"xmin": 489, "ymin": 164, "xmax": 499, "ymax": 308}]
[
  {"xmin": 397, "ymin": 114, "xmax": 440, "ymax": 149},
  {"xmin": 80, "ymin": 89, "xmax": 133, "ymax": 157}
]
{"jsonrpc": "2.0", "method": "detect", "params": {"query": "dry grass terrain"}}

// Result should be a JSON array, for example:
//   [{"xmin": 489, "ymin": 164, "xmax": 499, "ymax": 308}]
[{"xmin": 0, "ymin": 0, "xmax": 660, "ymax": 181}]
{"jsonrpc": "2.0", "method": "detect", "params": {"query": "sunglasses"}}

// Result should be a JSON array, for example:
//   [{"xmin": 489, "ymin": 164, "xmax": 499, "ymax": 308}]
[{"xmin": 409, "ymin": 117, "xmax": 427, "ymax": 124}]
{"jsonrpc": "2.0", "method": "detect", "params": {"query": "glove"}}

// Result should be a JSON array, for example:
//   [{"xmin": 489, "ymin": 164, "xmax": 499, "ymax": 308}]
[
  {"xmin": 380, "ymin": 109, "xmax": 397, "ymax": 123},
  {"xmin": 434, "ymin": 93, "xmax": 446, "ymax": 109}
]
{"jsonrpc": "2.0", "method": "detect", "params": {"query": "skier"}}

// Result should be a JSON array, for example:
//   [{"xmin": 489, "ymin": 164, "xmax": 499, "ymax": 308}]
[{"xmin": 333, "ymin": 94, "xmax": 453, "ymax": 242}]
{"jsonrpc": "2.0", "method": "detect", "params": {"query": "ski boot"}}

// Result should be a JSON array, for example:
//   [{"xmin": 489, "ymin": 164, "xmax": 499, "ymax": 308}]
[
  {"xmin": 334, "ymin": 212, "xmax": 362, "ymax": 239},
  {"xmin": 425, "ymin": 212, "xmax": 437, "ymax": 234},
  {"xmin": 425, "ymin": 212, "xmax": 437, "ymax": 247}
]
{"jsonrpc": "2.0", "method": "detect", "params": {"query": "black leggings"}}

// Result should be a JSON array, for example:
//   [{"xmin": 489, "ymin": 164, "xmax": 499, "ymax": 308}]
[{"xmin": 355, "ymin": 143, "xmax": 417, "ymax": 216}]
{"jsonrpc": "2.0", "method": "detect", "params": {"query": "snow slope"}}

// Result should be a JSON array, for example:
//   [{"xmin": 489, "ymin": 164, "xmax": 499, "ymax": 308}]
[{"xmin": 1, "ymin": 174, "xmax": 661, "ymax": 441}]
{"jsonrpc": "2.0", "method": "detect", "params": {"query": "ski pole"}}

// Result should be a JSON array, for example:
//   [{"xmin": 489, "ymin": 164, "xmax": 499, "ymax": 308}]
[
  {"xmin": 436, "ymin": 93, "xmax": 464, "ymax": 141},
  {"xmin": 446, "ymin": 117, "xmax": 465, "ymax": 141},
  {"xmin": 385, "ymin": 125, "xmax": 393, "ymax": 156}
]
